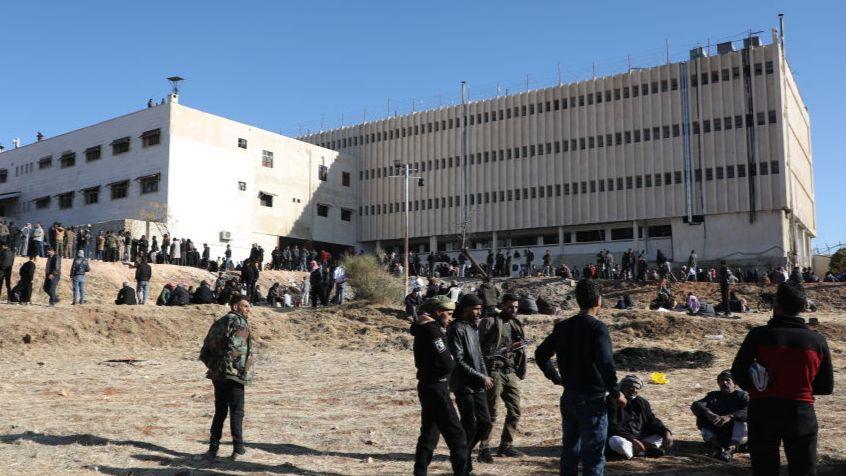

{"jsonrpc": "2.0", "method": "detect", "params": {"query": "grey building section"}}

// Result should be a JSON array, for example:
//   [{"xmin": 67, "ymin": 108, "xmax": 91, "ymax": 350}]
[{"xmin": 303, "ymin": 35, "xmax": 815, "ymax": 267}]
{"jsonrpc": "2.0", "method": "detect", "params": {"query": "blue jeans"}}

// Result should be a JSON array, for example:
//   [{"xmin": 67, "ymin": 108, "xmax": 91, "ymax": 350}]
[
  {"xmin": 36, "ymin": 240, "xmax": 45, "ymax": 257},
  {"xmin": 335, "ymin": 282, "xmax": 345, "ymax": 304},
  {"xmin": 137, "ymin": 281, "xmax": 148, "ymax": 304},
  {"xmin": 560, "ymin": 393, "xmax": 609, "ymax": 476},
  {"xmin": 72, "ymin": 275, "xmax": 85, "ymax": 304}
]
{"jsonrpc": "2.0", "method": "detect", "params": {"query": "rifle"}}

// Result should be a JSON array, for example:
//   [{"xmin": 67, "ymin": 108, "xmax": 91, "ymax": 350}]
[{"xmin": 488, "ymin": 338, "xmax": 536, "ymax": 365}]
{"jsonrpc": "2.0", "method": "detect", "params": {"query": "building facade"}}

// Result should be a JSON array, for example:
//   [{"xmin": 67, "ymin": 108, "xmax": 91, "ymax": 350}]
[
  {"xmin": 301, "ymin": 33, "xmax": 814, "ymax": 267},
  {"xmin": 0, "ymin": 96, "xmax": 358, "ymax": 262}
]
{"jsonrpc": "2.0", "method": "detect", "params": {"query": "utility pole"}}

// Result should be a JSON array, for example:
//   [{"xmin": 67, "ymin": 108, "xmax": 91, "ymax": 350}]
[
  {"xmin": 389, "ymin": 162, "xmax": 422, "ymax": 295},
  {"xmin": 461, "ymin": 81, "xmax": 469, "ymax": 250}
]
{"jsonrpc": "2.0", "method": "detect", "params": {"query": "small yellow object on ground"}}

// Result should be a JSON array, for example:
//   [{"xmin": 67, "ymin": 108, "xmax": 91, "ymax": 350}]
[{"xmin": 650, "ymin": 372, "xmax": 668, "ymax": 384}]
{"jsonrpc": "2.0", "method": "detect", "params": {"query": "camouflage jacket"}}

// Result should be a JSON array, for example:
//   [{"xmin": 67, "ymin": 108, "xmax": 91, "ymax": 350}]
[{"xmin": 201, "ymin": 311, "xmax": 254, "ymax": 384}]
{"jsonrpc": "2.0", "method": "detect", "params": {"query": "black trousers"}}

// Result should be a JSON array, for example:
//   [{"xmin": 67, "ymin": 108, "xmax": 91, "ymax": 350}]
[
  {"xmin": 0, "ymin": 266, "xmax": 11, "ymax": 300},
  {"xmin": 749, "ymin": 399, "xmax": 818, "ymax": 476},
  {"xmin": 455, "ymin": 391, "xmax": 492, "ymax": 472},
  {"xmin": 720, "ymin": 285, "xmax": 731, "ymax": 315},
  {"xmin": 210, "ymin": 379, "xmax": 245, "ymax": 449},
  {"xmin": 414, "ymin": 381, "xmax": 468, "ymax": 476}
]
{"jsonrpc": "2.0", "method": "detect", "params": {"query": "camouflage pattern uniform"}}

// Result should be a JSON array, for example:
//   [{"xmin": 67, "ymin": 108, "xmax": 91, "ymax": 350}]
[{"xmin": 202, "ymin": 311, "xmax": 254, "ymax": 455}]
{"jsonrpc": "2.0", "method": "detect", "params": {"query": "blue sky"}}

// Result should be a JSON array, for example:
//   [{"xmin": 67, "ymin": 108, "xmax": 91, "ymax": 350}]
[{"xmin": 0, "ymin": 1, "xmax": 841, "ymax": 249}]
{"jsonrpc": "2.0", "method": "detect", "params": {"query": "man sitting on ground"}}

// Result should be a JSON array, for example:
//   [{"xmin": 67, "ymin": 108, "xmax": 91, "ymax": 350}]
[
  {"xmin": 607, "ymin": 375, "xmax": 674, "ymax": 459},
  {"xmin": 115, "ymin": 281, "xmax": 138, "ymax": 305},
  {"xmin": 167, "ymin": 283, "xmax": 190, "ymax": 306},
  {"xmin": 156, "ymin": 283, "xmax": 174, "ymax": 306},
  {"xmin": 691, "ymin": 369, "xmax": 749, "ymax": 462},
  {"xmin": 192, "ymin": 280, "xmax": 215, "ymax": 304}
]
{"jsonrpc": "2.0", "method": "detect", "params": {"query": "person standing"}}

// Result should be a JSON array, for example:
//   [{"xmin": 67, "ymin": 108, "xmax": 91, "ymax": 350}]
[
  {"xmin": 200, "ymin": 296, "xmax": 254, "ymax": 460},
  {"xmin": 69, "ymin": 250, "xmax": 90, "ymax": 305},
  {"xmin": 18, "ymin": 253, "xmax": 36, "ymax": 304},
  {"xmin": 476, "ymin": 276, "xmax": 499, "ymax": 317},
  {"xmin": 718, "ymin": 260, "xmax": 732, "ymax": 317},
  {"xmin": 478, "ymin": 293, "xmax": 527, "ymax": 460},
  {"xmin": 32, "ymin": 223, "xmax": 45, "ymax": 257},
  {"xmin": 171, "ymin": 238, "xmax": 181, "ymax": 266},
  {"xmin": 202, "ymin": 243, "xmax": 211, "ymax": 269},
  {"xmin": 0, "ymin": 243, "xmax": 14, "ymax": 302},
  {"xmin": 18, "ymin": 223, "xmax": 31, "ymax": 257},
  {"xmin": 43, "ymin": 246, "xmax": 61, "ymax": 305},
  {"xmin": 411, "ymin": 295, "xmax": 469, "ymax": 476},
  {"xmin": 333, "ymin": 264, "xmax": 347, "ymax": 305},
  {"xmin": 65, "ymin": 226, "xmax": 76, "ymax": 259},
  {"xmin": 535, "ymin": 279, "xmax": 625, "ymax": 476},
  {"xmin": 135, "ymin": 258, "xmax": 152, "ymax": 304},
  {"xmin": 447, "ymin": 294, "xmax": 494, "ymax": 473},
  {"xmin": 542, "ymin": 250, "xmax": 552, "ymax": 276},
  {"xmin": 300, "ymin": 275, "xmax": 310, "ymax": 307},
  {"xmin": 309, "ymin": 261, "xmax": 325, "ymax": 307},
  {"xmin": 137, "ymin": 235, "xmax": 149, "ymax": 262},
  {"xmin": 54, "ymin": 223, "xmax": 66, "ymax": 258},
  {"xmin": 240, "ymin": 259, "xmax": 258, "ymax": 303},
  {"xmin": 731, "ymin": 281, "xmax": 834, "ymax": 476}
]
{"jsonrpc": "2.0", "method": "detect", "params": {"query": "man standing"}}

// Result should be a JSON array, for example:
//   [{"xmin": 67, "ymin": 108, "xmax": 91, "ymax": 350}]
[
  {"xmin": 478, "ymin": 293, "xmax": 527, "ymax": 460},
  {"xmin": 202, "ymin": 243, "xmax": 211, "ymax": 269},
  {"xmin": 542, "ymin": 250, "xmax": 552, "ymax": 276},
  {"xmin": 43, "ymin": 246, "xmax": 61, "ymax": 305},
  {"xmin": 32, "ymin": 223, "xmax": 45, "ymax": 257},
  {"xmin": 18, "ymin": 223, "xmax": 31, "ymax": 257},
  {"xmin": 54, "ymin": 223, "xmax": 65, "ymax": 258},
  {"xmin": 411, "ymin": 295, "xmax": 468, "ymax": 475},
  {"xmin": 476, "ymin": 276, "xmax": 499, "ymax": 317},
  {"xmin": 526, "ymin": 250, "xmax": 535, "ymax": 276},
  {"xmin": 333, "ymin": 264, "xmax": 347, "ymax": 305},
  {"xmin": 535, "ymin": 279, "xmax": 625, "ymax": 476},
  {"xmin": 135, "ymin": 258, "xmax": 152, "ymax": 304},
  {"xmin": 0, "ymin": 243, "xmax": 13, "ymax": 302},
  {"xmin": 718, "ymin": 260, "xmax": 732, "ymax": 317},
  {"xmin": 65, "ymin": 226, "xmax": 76, "ymax": 259},
  {"xmin": 447, "ymin": 294, "xmax": 494, "ymax": 473},
  {"xmin": 69, "ymin": 250, "xmax": 90, "ymax": 305},
  {"xmin": 201, "ymin": 296, "xmax": 254, "ymax": 460},
  {"xmin": 731, "ymin": 281, "xmax": 834, "ymax": 476}
]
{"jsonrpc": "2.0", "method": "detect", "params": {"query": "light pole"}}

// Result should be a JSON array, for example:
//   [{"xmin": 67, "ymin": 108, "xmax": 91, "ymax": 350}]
[{"xmin": 389, "ymin": 161, "xmax": 423, "ymax": 295}]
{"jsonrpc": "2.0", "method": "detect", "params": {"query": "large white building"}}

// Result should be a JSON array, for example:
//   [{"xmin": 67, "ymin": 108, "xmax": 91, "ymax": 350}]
[
  {"xmin": 0, "ymin": 31, "xmax": 815, "ymax": 267},
  {"xmin": 0, "ymin": 95, "xmax": 358, "ymax": 261},
  {"xmin": 302, "ymin": 32, "xmax": 814, "ymax": 267}
]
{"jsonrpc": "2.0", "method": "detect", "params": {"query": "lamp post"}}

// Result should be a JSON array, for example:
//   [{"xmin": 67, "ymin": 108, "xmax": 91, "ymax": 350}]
[{"xmin": 389, "ymin": 161, "xmax": 423, "ymax": 295}]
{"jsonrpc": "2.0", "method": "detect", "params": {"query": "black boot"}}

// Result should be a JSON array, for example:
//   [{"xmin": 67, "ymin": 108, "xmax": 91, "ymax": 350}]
[
  {"xmin": 205, "ymin": 440, "xmax": 219, "ymax": 459},
  {"xmin": 230, "ymin": 445, "xmax": 246, "ymax": 460}
]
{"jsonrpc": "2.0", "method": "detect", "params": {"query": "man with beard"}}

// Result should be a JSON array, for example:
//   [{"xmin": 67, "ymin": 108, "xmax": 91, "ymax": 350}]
[
  {"xmin": 478, "ymin": 293, "xmax": 527, "ymax": 461},
  {"xmin": 448, "ymin": 294, "xmax": 494, "ymax": 473},
  {"xmin": 411, "ymin": 295, "xmax": 468, "ymax": 475},
  {"xmin": 691, "ymin": 370, "xmax": 749, "ymax": 462}
]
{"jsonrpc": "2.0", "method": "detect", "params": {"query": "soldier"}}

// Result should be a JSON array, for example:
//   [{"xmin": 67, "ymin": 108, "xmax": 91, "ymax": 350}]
[
  {"xmin": 411, "ymin": 295, "xmax": 468, "ymax": 475},
  {"xmin": 200, "ymin": 295, "xmax": 254, "ymax": 460},
  {"xmin": 478, "ymin": 293, "xmax": 527, "ymax": 461}
]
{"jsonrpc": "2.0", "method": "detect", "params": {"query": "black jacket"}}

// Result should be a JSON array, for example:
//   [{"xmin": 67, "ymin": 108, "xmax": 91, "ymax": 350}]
[
  {"xmin": 0, "ymin": 249, "xmax": 13, "ymax": 269},
  {"xmin": 115, "ymin": 286, "xmax": 138, "ymax": 305},
  {"xmin": 691, "ymin": 389, "xmax": 749, "ymax": 429},
  {"xmin": 167, "ymin": 286, "xmax": 190, "ymax": 306},
  {"xmin": 135, "ymin": 262, "xmax": 152, "ymax": 282},
  {"xmin": 192, "ymin": 284, "xmax": 215, "ymax": 304},
  {"xmin": 535, "ymin": 313, "xmax": 620, "ymax": 398},
  {"xmin": 411, "ymin": 319, "xmax": 455, "ymax": 383},
  {"xmin": 309, "ymin": 268, "xmax": 326, "ymax": 288},
  {"xmin": 608, "ymin": 396, "xmax": 670, "ymax": 439},
  {"xmin": 241, "ymin": 264, "xmax": 257, "ymax": 284},
  {"xmin": 46, "ymin": 254, "xmax": 61, "ymax": 276},
  {"xmin": 404, "ymin": 292, "xmax": 423, "ymax": 318},
  {"xmin": 446, "ymin": 319, "xmax": 488, "ymax": 394},
  {"xmin": 19, "ymin": 261, "xmax": 35, "ymax": 283}
]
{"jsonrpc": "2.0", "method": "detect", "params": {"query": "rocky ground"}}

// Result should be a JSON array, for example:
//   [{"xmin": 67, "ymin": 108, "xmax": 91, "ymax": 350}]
[{"xmin": 0, "ymin": 262, "xmax": 845, "ymax": 475}]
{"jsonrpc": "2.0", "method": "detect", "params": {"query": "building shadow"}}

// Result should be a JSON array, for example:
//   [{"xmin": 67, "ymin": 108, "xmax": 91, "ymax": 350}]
[{"xmin": 613, "ymin": 347, "xmax": 714, "ymax": 372}]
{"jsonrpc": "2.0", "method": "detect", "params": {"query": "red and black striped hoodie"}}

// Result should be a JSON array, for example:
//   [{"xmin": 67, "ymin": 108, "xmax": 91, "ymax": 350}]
[{"xmin": 731, "ymin": 315, "xmax": 833, "ymax": 403}]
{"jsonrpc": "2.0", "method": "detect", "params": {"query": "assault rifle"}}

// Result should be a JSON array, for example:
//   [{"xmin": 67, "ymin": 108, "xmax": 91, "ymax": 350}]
[{"xmin": 488, "ymin": 338, "xmax": 536, "ymax": 365}]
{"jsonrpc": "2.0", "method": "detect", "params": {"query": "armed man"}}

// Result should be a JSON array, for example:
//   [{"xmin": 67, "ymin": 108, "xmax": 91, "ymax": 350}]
[
  {"xmin": 478, "ymin": 293, "xmax": 528, "ymax": 461},
  {"xmin": 410, "ymin": 295, "xmax": 468, "ymax": 476}
]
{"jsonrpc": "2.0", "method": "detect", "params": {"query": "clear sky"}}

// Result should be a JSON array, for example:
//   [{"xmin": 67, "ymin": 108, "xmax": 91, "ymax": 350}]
[{"xmin": 0, "ymin": 1, "xmax": 841, "ymax": 250}]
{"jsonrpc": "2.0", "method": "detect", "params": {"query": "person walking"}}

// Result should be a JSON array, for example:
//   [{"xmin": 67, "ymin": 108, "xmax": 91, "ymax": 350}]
[
  {"xmin": 447, "ymin": 294, "xmax": 494, "ymax": 473},
  {"xmin": 200, "ymin": 296, "xmax": 254, "ymax": 460},
  {"xmin": 0, "ymin": 243, "xmax": 14, "ymax": 302},
  {"xmin": 411, "ymin": 295, "xmax": 469, "ymax": 476},
  {"xmin": 43, "ymin": 246, "xmax": 61, "ymax": 305},
  {"xmin": 478, "ymin": 293, "xmax": 527, "ymax": 460},
  {"xmin": 135, "ymin": 258, "xmax": 152, "ymax": 304},
  {"xmin": 69, "ymin": 250, "xmax": 90, "ymax": 305},
  {"xmin": 535, "ymin": 279, "xmax": 625, "ymax": 476},
  {"xmin": 731, "ymin": 281, "xmax": 834, "ymax": 476}
]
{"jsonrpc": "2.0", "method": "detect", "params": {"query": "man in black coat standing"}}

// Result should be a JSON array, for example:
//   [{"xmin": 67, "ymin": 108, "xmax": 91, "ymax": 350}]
[
  {"xmin": 309, "ymin": 261, "xmax": 326, "ymax": 307},
  {"xmin": 0, "ymin": 243, "xmax": 14, "ymax": 302},
  {"xmin": 43, "ymin": 246, "xmax": 61, "ymax": 305}
]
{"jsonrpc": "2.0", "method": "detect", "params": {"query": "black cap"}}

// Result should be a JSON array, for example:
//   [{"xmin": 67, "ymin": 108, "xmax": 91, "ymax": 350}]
[{"xmin": 458, "ymin": 294, "xmax": 483, "ymax": 308}]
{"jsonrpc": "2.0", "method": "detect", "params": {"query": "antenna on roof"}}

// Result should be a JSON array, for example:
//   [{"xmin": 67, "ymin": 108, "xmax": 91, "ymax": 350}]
[{"xmin": 166, "ymin": 76, "xmax": 184, "ymax": 95}]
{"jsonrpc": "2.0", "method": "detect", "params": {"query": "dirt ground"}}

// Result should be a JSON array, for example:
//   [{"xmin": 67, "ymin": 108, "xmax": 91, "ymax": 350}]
[{"xmin": 1, "ymin": 267, "xmax": 845, "ymax": 475}]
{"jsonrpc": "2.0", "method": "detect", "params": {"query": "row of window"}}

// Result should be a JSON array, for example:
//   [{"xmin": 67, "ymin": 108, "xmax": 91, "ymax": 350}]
[
  {"xmin": 255, "ymin": 190, "xmax": 353, "ymax": 221},
  {"xmin": 33, "ymin": 174, "xmax": 160, "ymax": 210},
  {"xmin": 360, "ymin": 161, "xmax": 780, "ymax": 216},
  {"xmin": 2, "ymin": 129, "xmax": 161, "ymax": 182},
  {"xmin": 358, "ymin": 112, "xmax": 779, "ymax": 181},
  {"xmin": 312, "ymin": 61, "xmax": 775, "ymax": 150}
]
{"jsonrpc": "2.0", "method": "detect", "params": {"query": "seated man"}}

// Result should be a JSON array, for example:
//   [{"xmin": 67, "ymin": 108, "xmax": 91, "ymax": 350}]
[
  {"xmin": 192, "ymin": 280, "xmax": 215, "ymax": 304},
  {"xmin": 156, "ymin": 283, "xmax": 174, "ymax": 306},
  {"xmin": 115, "ymin": 282, "xmax": 138, "ymax": 305},
  {"xmin": 266, "ymin": 282, "xmax": 283, "ymax": 307},
  {"xmin": 607, "ymin": 375, "xmax": 674, "ymax": 459},
  {"xmin": 167, "ymin": 283, "xmax": 190, "ymax": 306},
  {"xmin": 691, "ymin": 370, "xmax": 749, "ymax": 462}
]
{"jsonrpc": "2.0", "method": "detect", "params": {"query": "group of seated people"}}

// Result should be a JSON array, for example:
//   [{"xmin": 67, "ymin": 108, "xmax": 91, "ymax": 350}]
[
  {"xmin": 114, "ymin": 275, "xmax": 300, "ymax": 308},
  {"xmin": 607, "ymin": 370, "xmax": 748, "ymax": 462}
]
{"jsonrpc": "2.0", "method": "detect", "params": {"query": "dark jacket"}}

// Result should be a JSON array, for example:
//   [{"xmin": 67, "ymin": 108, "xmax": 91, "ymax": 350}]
[
  {"xmin": 135, "ymin": 262, "xmax": 152, "ymax": 282},
  {"xmin": 192, "ymin": 284, "xmax": 215, "ymax": 304},
  {"xmin": 404, "ymin": 292, "xmax": 423, "ymax": 318},
  {"xmin": 167, "ymin": 285, "xmax": 190, "ymax": 306},
  {"xmin": 477, "ymin": 282, "xmax": 499, "ymax": 308},
  {"xmin": 19, "ymin": 260, "xmax": 35, "ymax": 283},
  {"xmin": 241, "ymin": 263, "xmax": 258, "ymax": 284},
  {"xmin": 608, "ymin": 396, "xmax": 670, "ymax": 439},
  {"xmin": 0, "ymin": 249, "xmax": 13, "ymax": 269},
  {"xmin": 70, "ymin": 257, "xmax": 89, "ymax": 277},
  {"xmin": 731, "ymin": 315, "xmax": 834, "ymax": 403},
  {"xmin": 691, "ymin": 389, "xmax": 749, "ymax": 429},
  {"xmin": 411, "ymin": 318, "xmax": 455, "ymax": 383},
  {"xmin": 446, "ymin": 319, "xmax": 488, "ymax": 395},
  {"xmin": 46, "ymin": 254, "xmax": 61, "ymax": 276},
  {"xmin": 479, "ymin": 313, "xmax": 527, "ymax": 379},
  {"xmin": 115, "ymin": 285, "xmax": 138, "ymax": 305},
  {"xmin": 535, "ymin": 313, "xmax": 620, "ymax": 398},
  {"xmin": 309, "ymin": 267, "xmax": 325, "ymax": 288},
  {"xmin": 156, "ymin": 286, "xmax": 172, "ymax": 306}
]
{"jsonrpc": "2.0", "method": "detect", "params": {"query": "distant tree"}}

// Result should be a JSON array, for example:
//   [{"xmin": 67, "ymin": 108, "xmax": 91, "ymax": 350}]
[{"xmin": 830, "ymin": 248, "xmax": 846, "ymax": 274}]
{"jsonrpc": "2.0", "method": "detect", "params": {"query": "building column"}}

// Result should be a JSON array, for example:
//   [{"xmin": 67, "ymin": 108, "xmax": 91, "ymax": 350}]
[
  {"xmin": 375, "ymin": 240, "xmax": 382, "ymax": 252},
  {"xmin": 633, "ymin": 220, "xmax": 640, "ymax": 252},
  {"xmin": 558, "ymin": 226, "xmax": 565, "ymax": 252},
  {"xmin": 428, "ymin": 235, "xmax": 437, "ymax": 254},
  {"xmin": 492, "ymin": 231, "xmax": 498, "ymax": 254}
]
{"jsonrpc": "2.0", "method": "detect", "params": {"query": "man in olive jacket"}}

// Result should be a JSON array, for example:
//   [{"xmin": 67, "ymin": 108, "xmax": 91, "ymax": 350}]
[
  {"xmin": 200, "ymin": 296, "xmax": 254, "ymax": 460},
  {"xmin": 478, "ymin": 293, "xmax": 527, "ymax": 460}
]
